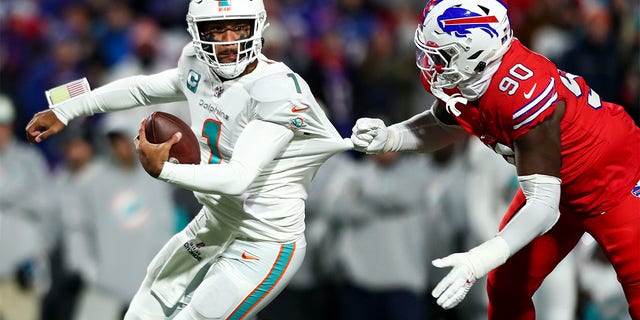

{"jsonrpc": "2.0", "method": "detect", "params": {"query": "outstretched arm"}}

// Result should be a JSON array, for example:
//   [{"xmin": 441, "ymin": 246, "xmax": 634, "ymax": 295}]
[
  {"xmin": 431, "ymin": 101, "xmax": 566, "ymax": 309},
  {"xmin": 351, "ymin": 100, "xmax": 468, "ymax": 154},
  {"xmin": 26, "ymin": 69, "xmax": 184, "ymax": 143}
]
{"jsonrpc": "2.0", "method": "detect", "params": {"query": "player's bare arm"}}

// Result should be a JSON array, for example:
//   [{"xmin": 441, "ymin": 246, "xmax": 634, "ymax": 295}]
[
  {"xmin": 25, "ymin": 109, "xmax": 66, "ymax": 144},
  {"xmin": 514, "ymin": 101, "xmax": 565, "ymax": 178}
]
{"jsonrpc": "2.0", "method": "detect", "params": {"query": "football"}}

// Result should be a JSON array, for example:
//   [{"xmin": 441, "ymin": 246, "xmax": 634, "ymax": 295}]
[{"xmin": 144, "ymin": 111, "xmax": 201, "ymax": 165}]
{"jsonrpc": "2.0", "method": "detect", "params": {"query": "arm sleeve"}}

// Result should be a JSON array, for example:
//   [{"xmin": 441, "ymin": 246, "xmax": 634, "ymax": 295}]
[
  {"xmin": 386, "ymin": 101, "xmax": 468, "ymax": 153},
  {"xmin": 158, "ymin": 120, "xmax": 294, "ymax": 195},
  {"xmin": 52, "ymin": 69, "xmax": 185, "ymax": 124},
  {"xmin": 455, "ymin": 174, "xmax": 560, "ymax": 280},
  {"xmin": 497, "ymin": 174, "xmax": 561, "ymax": 255}
]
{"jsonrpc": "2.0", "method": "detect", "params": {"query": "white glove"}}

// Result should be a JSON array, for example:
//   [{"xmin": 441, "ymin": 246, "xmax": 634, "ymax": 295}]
[
  {"xmin": 350, "ymin": 118, "xmax": 394, "ymax": 154},
  {"xmin": 431, "ymin": 237, "xmax": 510, "ymax": 309}
]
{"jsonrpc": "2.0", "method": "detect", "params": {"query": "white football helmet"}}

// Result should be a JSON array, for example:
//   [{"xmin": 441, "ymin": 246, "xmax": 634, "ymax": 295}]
[
  {"xmin": 414, "ymin": 0, "xmax": 512, "ymax": 90},
  {"xmin": 187, "ymin": 0, "xmax": 267, "ymax": 79}
]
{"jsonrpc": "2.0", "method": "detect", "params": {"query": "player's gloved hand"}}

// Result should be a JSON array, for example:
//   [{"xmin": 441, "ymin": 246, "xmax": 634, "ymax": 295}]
[
  {"xmin": 431, "ymin": 237, "xmax": 510, "ymax": 309},
  {"xmin": 350, "ymin": 118, "xmax": 393, "ymax": 154},
  {"xmin": 431, "ymin": 252, "xmax": 477, "ymax": 309}
]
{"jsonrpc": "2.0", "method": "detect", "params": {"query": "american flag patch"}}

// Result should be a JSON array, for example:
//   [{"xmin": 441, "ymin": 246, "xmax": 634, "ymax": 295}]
[{"xmin": 46, "ymin": 78, "xmax": 91, "ymax": 106}]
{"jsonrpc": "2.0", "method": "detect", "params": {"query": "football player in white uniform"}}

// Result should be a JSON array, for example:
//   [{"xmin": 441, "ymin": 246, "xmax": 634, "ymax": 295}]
[{"xmin": 26, "ymin": 1, "xmax": 352, "ymax": 319}]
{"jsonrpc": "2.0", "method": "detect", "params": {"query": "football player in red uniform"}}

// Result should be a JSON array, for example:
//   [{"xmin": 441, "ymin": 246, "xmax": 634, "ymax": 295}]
[{"xmin": 350, "ymin": 0, "xmax": 640, "ymax": 318}]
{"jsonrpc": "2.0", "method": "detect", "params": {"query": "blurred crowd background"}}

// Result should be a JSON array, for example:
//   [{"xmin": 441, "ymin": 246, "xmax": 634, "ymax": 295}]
[{"xmin": 0, "ymin": 0, "xmax": 638, "ymax": 319}]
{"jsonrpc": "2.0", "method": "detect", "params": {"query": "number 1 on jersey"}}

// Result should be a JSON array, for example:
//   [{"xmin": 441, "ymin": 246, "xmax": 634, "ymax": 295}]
[
  {"xmin": 287, "ymin": 73, "xmax": 302, "ymax": 94},
  {"xmin": 203, "ymin": 119, "xmax": 222, "ymax": 164}
]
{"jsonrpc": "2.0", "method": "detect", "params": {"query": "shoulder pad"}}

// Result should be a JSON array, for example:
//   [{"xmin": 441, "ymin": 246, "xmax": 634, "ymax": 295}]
[
  {"xmin": 248, "ymin": 71, "xmax": 302, "ymax": 103},
  {"xmin": 181, "ymin": 44, "xmax": 196, "ymax": 57}
]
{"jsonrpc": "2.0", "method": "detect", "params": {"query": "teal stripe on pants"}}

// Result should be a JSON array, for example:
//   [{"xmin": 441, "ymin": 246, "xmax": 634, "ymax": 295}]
[{"xmin": 228, "ymin": 243, "xmax": 294, "ymax": 320}]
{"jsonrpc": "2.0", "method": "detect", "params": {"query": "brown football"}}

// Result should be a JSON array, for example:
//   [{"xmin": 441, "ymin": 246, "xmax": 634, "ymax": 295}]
[{"xmin": 144, "ymin": 111, "xmax": 201, "ymax": 165}]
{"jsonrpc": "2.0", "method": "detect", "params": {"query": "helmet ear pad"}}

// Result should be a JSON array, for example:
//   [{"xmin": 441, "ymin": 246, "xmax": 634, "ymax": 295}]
[
  {"xmin": 414, "ymin": 0, "xmax": 512, "ymax": 89},
  {"xmin": 186, "ymin": 0, "xmax": 268, "ymax": 79}
]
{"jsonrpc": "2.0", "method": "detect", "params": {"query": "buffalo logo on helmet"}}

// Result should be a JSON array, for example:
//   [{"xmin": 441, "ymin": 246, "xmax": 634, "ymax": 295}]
[{"xmin": 438, "ymin": 8, "xmax": 499, "ymax": 38}]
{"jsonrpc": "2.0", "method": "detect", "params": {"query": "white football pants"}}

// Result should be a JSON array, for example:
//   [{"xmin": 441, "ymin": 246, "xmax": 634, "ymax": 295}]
[{"xmin": 124, "ymin": 220, "xmax": 306, "ymax": 319}]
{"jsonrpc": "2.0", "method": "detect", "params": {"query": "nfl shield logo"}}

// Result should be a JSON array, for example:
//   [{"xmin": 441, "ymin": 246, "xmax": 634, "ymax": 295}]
[{"xmin": 214, "ymin": 86, "xmax": 224, "ymax": 98}]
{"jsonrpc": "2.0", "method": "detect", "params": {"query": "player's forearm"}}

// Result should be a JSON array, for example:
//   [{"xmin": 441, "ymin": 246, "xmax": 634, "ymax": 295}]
[
  {"xmin": 158, "ymin": 120, "xmax": 293, "ymax": 195},
  {"xmin": 386, "ymin": 108, "xmax": 468, "ymax": 153},
  {"xmin": 455, "ymin": 174, "xmax": 561, "ymax": 281},
  {"xmin": 52, "ymin": 69, "xmax": 185, "ymax": 124},
  {"xmin": 498, "ymin": 174, "xmax": 561, "ymax": 255},
  {"xmin": 159, "ymin": 161, "xmax": 259, "ymax": 195}
]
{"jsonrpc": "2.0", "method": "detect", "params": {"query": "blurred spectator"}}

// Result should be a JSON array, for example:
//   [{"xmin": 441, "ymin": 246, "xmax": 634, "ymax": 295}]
[
  {"xmin": 0, "ymin": 94, "xmax": 51, "ymax": 320},
  {"xmin": 327, "ymin": 152, "xmax": 433, "ymax": 320},
  {"xmin": 576, "ymin": 233, "xmax": 631, "ymax": 320},
  {"xmin": 529, "ymin": 24, "xmax": 574, "ymax": 63},
  {"xmin": 42, "ymin": 119, "xmax": 100, "ymax": 320},
  {"xmin": 0, "ymin": 1, "xmax": 49, "ymax": 123},
  {"xmin": 558, "ymin": 6, "xmax": 623, "ymax": 104},
  {"xmin": 105, "ymin": 16, "xmax": 186, "ymax": 80},
  {"xmin": 261, "ymin": 1, "xmax": 293, "ymax": 63},
  {"xmin": 614, "ymin": 0, "xmax": 640, "ymax": 124},
  {"xmin": 18, "ymin": 30, "xmax": 90, "ymax": 166},
  {"xmin": 422, "ymin": 143, "xmax": 476, "ymax": 320},
  {"xmin": 352, "ymin": 22, "xmax": 416, "ymax": 123},
  {"xmin": 138, "ymin": 0, "xmax": 192, "ymax": 28},
  {"xmin": 100, "ymin": 17, "xmax": 191, "ymax": 126},
  {"xmin": 94, "ymin": 2, "xmax": 134, "ymax": 68},
  {"xmin": 303, "ymin": 27, "xmax": 356, "ymax": 138},
  {"xmin": 61, "ymin": 113, "xmax": 178, "ymax": 320},
  {"xmin": 513, "ymin": 0, "xmax": 581, "ymax": 49}
]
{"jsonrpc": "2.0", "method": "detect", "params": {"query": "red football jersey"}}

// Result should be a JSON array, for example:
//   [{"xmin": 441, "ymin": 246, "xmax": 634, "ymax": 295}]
[{"xmin": 444, "ymin": 39, "xmax": 640, "ymax": 214}]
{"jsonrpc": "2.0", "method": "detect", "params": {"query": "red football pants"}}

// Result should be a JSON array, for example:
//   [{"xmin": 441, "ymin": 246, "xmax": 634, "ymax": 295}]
[{"xmin": 486, "ymin": 189, "xmax": 640, "ymax": 320}]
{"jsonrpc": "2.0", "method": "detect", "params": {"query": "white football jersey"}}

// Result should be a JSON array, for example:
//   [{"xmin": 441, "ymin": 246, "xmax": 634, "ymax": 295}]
[{"xmin": 176, "ymin": 45, "xmax": 350, "ymax": 242}]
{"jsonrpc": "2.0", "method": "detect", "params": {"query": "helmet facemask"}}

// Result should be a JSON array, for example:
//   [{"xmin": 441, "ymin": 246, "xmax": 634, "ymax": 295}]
[
  {"xmin": 415, "ymin": 27, "xmax": 467, "ymax": 89},
  {"xmin": 186, "ymin": 0, "xmax": 267, "ymax": 79}
]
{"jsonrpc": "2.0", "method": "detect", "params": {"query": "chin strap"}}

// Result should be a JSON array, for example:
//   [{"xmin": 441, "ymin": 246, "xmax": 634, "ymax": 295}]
[{"xmin": 430, "ymin": 87, "xmax": 467, "ymax": 117}]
